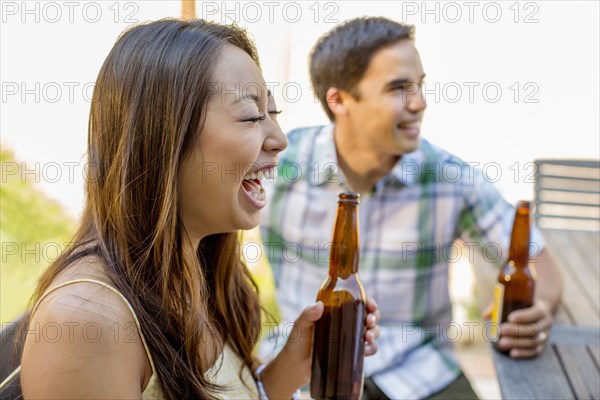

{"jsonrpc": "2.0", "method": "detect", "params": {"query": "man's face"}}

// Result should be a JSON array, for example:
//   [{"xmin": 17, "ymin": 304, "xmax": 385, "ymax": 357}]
[{"xmin": 342, "ymin": 40, "xmax": 426, "ymax": 156}]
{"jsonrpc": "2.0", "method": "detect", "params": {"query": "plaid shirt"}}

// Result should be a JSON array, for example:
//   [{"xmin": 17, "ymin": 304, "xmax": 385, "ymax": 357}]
[{"xmin": 259, "ymin": 125, "xmax": 545, "ymax": 399}]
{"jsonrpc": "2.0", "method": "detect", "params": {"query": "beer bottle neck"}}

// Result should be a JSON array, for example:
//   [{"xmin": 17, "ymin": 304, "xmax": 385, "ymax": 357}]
[
  {"xmin": 508, "ymin": 203, "xmax": 531, "ymax": 268},
  {"xmin": 329, "ymin": 202, "xmax": 359, "ymax": 279}
]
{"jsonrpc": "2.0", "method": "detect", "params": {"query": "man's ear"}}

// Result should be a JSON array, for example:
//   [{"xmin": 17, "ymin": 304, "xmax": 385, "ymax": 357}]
[{"xmin": 325, "ymin": 87, "xmax": 350, "ymax": 118}]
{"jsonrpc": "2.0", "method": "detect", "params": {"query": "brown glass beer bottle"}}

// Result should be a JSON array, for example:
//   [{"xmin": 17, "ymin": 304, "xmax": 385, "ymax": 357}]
[
  {"xmin": 491, "ymin": 200, "xmax": 536, "ymax": 353},
  {"xmin": 310, "ymin": 192, "xmax": 367, "ymax": 400}
]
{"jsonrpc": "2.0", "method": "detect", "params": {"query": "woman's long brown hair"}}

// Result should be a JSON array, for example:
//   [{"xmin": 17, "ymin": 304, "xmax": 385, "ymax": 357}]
[{"xmin": 27, "ymin": 19, "xmax": 262, "ymax": 399}]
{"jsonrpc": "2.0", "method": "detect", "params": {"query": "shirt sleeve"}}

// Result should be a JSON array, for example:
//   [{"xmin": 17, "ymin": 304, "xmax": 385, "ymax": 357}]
[{"xmin": 456, "ymin": 165, "xmax": 546, "ymax": 268}]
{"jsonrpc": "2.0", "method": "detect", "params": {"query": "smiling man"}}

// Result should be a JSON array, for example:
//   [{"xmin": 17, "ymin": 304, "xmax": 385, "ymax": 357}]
[{"xmin": 260, "ymin": 17, "xmax": 562, "ymax": 399}]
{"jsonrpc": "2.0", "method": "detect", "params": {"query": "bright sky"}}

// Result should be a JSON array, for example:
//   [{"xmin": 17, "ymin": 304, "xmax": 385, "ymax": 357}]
[{"xmin": 2, "ymin": 1, "xmax": 599, "ymax": 217}]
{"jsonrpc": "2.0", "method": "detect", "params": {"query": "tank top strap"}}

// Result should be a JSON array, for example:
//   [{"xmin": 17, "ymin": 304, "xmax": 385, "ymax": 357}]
[{"xmin": 30, "ymin": 278, "xmax": 157, "ymax": 376}]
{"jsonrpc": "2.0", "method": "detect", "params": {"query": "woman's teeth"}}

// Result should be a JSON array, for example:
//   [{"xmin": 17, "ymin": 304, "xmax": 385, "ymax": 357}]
[
  {"xmin": 252, "ymin": 188, "xmax": 265, "ymax": 201},
  {"xmin": 243, "ymin": 166, "xmax": 277, "ymax": 181},
  {"xmin": 242, "ymin": 166, "xmax": 277, "ymax": 202}
]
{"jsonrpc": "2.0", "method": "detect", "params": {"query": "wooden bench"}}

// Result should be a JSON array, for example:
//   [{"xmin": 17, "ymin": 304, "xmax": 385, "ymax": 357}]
[
  {"xmin": 534, "ymin": 158, "xmax": 600, "ymax": 232},
  {"xmin": 492, "ymin": 158, "xmax": 600, "ymax": 399},
  {"xmin": 492, "ymin": 226, "xmax": 600, "ymax": 399}
]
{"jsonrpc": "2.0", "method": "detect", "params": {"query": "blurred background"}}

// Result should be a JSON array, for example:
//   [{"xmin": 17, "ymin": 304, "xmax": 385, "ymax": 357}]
[{"xmin": 1, "ymin": 1, "xmax": 599, "ymax": 397}]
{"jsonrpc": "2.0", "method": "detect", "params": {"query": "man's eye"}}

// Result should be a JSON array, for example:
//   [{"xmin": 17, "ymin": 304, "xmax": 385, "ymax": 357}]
[
  {"xmin": 269, "ymin": 110, "xmax": 283, "ymax": 117},
  {"xmin": 392, "ymin": 83, "xmax": 422, "ymax": 92}
]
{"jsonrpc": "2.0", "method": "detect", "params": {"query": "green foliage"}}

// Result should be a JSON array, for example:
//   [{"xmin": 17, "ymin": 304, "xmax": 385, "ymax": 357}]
[
  {"xmin": 242, "ymin": 228, "xmax": 281, "ymax": 323},
  {"xmin": 0, "ymin": 148, "xmax": 76, "ymax": 324}
]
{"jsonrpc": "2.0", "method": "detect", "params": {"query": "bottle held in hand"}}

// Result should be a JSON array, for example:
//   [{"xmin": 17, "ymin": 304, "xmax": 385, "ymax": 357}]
[
  {"xmin": 310, "ymin": 192, "xmax": 367, "ymax": 400},
  {"xmin": 492, "ymin": 200, "xmax": 536, "ymax": 354}
]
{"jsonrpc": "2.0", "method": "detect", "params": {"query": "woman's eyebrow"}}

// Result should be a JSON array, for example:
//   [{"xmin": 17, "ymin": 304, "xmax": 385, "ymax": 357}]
[
  {"xmin": 229, "ymin": 86, "xmax": 272, "ymax": 106},
  {"xmin": 232, "ymin": 93, "xmax": 260, "ymax": 105}
]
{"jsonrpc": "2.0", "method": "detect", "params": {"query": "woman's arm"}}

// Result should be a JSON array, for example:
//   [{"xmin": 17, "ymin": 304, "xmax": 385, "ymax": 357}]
[{"xmin": 20, "ymin": 282, "xmax": 152, "ymax": 399}]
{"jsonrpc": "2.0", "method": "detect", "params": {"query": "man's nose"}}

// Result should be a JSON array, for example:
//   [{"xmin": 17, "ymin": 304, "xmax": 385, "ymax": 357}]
[{"xmin": 407, "ymin": 89, "xmax": 426, "ymax": 113}]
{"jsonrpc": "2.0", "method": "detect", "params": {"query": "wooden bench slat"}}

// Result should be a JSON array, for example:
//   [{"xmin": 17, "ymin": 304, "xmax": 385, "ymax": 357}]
[
  {"xmin": 544, "ymin": 231, "xmax": 600, "ymax": 313},
  {"xmin": 590, "ymin": 346, "xmax": 600, "ymax": 370},
  {"xmin": 493, "ymin": 345, "xmax": 574, "ymax": 399},
  {"xmin": 542, "ymin": 231, "xmax": 600, "ymax": 324},
  {"xmin": 577, "ymin": 232, "xmax": 600, "ymax": 280},
  {"xmin": 538, "ymin": 162, "xmax": 600, "ymax": 179},
  {"xmin": 537, "ymin": 213, "xmax": 600, "ymax": 221},
  {"xmin": 538, "ymin": 177, "xmax": 600, "ymax": 193},
  {"xmin": 546, "ymin": 230, "xmax": 600, "ymax": 293},
  {"xmin": 538, "ymin": 174, "xmax": 600, "ymax": 183},
  {"xmin": 555, "ymin": 345, "xmax": 600, "ymax": 400},
  {"xmin": 538, "ymin": 219, "xmax": 600, "ymax": 231},
  {"xmin": 553, "ymin": 304, "xmax": 574, "ymax": 325},
  {"xmin": 550, "ymin": 325, "xmax": 600, "ymax": 346},
  {"xmin": 539, "ymin": 203, "xmax": 600, "ymax": 219},
  {"xmin": 535, "ymin": 187, "xmax": 600, "ymax": 195},
  {"xmin": 536, "ymin": 159, "xmax": 600, "ymax": 169},
  {"xmin": 539, "ymin": 189, "xmax": 600, "ymax": 203},
  {"xmin": 540, "ymin": 232, "xmax": 600, "ymax": 327}
]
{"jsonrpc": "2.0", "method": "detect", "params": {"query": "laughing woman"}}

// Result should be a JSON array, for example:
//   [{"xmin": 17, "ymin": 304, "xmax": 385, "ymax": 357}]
[{"xmin": 7, "ymin": 19, "xmax": 380, "ymax": 399}]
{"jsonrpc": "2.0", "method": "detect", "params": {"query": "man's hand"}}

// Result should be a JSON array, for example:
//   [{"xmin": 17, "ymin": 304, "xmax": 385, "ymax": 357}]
[
  {"xmin": 484, "ymin": 299, "xmax": 554, "ymax": 358},
  {"xmin": 483, "ymin": 249, "xmax": 562, "ymax": 358},
  {"xmin": 499, "ymin": 300, "xmax": 553, "ymax": 358}
]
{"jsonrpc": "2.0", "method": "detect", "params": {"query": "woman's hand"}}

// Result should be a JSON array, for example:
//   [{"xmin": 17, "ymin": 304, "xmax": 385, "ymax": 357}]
[
  {"xmin": 261, "ymin": 297, "xmax": 381, "ymax": 398},
  {"xmin": 365, "ymin": 297, "xmax": 381, "ymax": 356},
  {"xmin": 260, "ymin": 301, "xmax": 324, "ymax": 398}
]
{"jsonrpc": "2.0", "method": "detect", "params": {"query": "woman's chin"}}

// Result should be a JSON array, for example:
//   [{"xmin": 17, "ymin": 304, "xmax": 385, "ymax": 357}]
[{"xmin": 234, "ymin": 213, "xmax": 261, "ymax": 232}]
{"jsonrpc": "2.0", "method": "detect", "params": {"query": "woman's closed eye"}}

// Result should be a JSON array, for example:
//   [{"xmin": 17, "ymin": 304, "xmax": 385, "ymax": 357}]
[
  {"xmin": 243, "ymin": 110, "xmax": 282, "ymax": 124},
  {"xmin": 243, "ymin": 114, "xmax": 266, "ymax": 123},
  {"xmin": 268, "ymin": 110, "xmax": 283, "ymax": 119}
]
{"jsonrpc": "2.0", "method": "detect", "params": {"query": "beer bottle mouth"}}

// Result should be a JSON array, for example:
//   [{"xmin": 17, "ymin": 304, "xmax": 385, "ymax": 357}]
[
  {"xmin": 516, "ymin": 200, "xmax": 532, "ymax": 216},
  {"xmin": 338, "ymin": 192, "xmax": 360, "ymax": 204}
]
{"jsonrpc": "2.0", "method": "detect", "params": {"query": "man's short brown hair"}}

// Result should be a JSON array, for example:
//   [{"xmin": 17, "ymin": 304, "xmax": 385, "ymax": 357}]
[{"xmin": 310, "ymin": 17, "xmax": 414, "ymax": 121}]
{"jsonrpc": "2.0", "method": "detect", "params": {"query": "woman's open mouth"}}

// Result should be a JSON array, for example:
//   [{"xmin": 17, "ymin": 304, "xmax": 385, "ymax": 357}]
[{"xmin": 240, "ymin": 166, "xmax": 277, "ymax": 208}]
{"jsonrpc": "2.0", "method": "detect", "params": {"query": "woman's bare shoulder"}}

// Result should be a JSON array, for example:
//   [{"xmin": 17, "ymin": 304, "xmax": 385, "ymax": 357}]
[{"xmin": 20, "ymin": 255, "xmax": 151, "ymax": 398}]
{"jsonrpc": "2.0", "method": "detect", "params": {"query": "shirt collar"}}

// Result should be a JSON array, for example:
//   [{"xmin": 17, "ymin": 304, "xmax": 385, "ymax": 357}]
[
  {"xmin": 389, "ymin": 146, "xmax": 425, "ymax": 187},
  {"xmin": 310, "ymin": 124, "xmax": 425, "ymax": 188},
  {"xmin": 310, "ymin": 124, "xmax": 340, "ymax": 186}
]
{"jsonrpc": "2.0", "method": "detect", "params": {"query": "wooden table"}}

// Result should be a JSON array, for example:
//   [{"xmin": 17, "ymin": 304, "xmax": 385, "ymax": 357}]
[{"xmin": 492, "ymin": 229, "xmax": 600, "ymax": 399}]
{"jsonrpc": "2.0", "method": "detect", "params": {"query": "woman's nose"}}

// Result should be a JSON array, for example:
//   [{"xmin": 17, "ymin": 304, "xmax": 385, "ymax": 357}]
[{"xmin": 264, "ymin": 120, "xmax": 288, "ymax": 154}]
